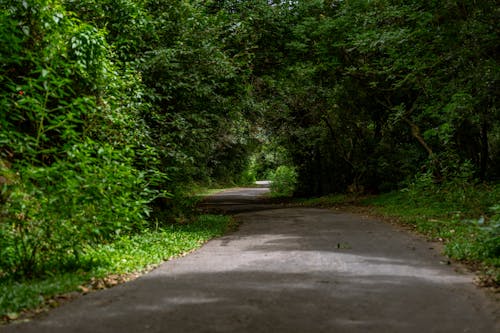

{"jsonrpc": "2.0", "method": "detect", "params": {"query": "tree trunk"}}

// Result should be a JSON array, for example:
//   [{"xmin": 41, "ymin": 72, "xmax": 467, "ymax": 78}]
[{"xmin": 404, "ymin": 118, "xmax": 442, "ymax": 182}]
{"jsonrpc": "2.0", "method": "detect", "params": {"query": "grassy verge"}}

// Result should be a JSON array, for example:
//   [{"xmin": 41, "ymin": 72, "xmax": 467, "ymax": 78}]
[
  {"xmin": 295, "ymin": 185, "xmax": 500, "ymax": 288},
  {"xmin": 362, "ymin": 191, "xmax": 499, "ymax": 287},
  {"xmin": 0, "ymin": 214, "xmax": 233, "ymax": 323}
]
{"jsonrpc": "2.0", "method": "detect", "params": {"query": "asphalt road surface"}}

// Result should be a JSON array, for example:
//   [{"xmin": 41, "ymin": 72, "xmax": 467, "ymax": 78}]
[{"xmin": 3, "ymin": 186, "xmax": 499, "ymax": 332}]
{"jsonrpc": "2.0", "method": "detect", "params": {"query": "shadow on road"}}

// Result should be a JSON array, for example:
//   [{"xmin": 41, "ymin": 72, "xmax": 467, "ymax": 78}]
[
  {"xmin": 7, "ymin": 209, "xmax": 497, "ymax": 333},
  {"xmin": 4, "ymin": 187, "xmax": 499, "ymax": 333}
]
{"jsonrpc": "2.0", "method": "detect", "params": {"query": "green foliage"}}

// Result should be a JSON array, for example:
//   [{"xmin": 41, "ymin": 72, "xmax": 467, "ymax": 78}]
[
  {"xmin": 63, "ymin": 0, "xmax": 155, "ymax": 62},
  {"xmin": 1, "ymin": 2, "xmax": 86, "ymax": 160},
  {"xmin": 239, "ymin": 165, "xmax": 257, "ymax": 186},
  {"xmin": 479, "ymin": 206, "xmax": 500, "ymax": 262},
  {"xmin": 447, "ymin": 215, "xmax": 500, "ymax": 267},
  {"xmin": 251, "ymin": 141, "xmax": 291, "ymax": 180},
  {"xmin": 0, "ymin": 0, "xmax": 168, "ymax": 280},
  {"xmin": 269, "ymin": 166, "xmax": 298, "ymax": 198},
  {"xmin": 0, "ymin": 273, "xmax": 87, "ymax": 321},
  {"xmin": 0, "ymin": 214, "xmax": 232, "ymax": 320},
  {"xmin": 0, "ymin": 140, "xmax": 156, "ymax": 277},
  {"xmin": 85, "ymin": 214, "xmax": 232, "ymax": 274},
  {"xmin": 404, "ymin": 168, "xmax": 498, "ymax": 217},
  {"xmin": 68, "ymin": 23, "xmax": 110, "ymax": 92},
  {"xmin": 250, "ymin": 0, "xmax": 499, "ymax": 195}
]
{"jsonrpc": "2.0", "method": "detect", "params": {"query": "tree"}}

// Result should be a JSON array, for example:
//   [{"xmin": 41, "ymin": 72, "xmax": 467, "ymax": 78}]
[{"xmin": 251, "ymin": 0, "xmax": 499, "ymax": 195}]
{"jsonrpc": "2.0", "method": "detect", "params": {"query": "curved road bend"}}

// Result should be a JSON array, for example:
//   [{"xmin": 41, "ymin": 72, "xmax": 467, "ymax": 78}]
[{"xmin": 3, "ymin": 186, "xmax": 499, "ymax": 333}]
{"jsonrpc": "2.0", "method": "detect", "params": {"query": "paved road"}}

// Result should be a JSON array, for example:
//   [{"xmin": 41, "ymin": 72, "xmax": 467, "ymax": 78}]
[{"xmin": 3, "ymin": 187, "xmax": 499, "ymax": 332}]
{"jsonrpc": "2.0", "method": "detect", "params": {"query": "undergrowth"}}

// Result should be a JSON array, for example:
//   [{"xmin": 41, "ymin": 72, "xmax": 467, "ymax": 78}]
[
  {"xmin": 0, "ymin": 214, "xmax": 232, "ymax": 322},
  {"xmin": 268, "ymin": 166, "xmax": 298, "ymax": 198}
]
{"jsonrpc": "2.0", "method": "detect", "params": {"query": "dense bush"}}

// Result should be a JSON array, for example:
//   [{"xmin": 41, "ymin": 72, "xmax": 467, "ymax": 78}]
[
  {"xmin": 269, "ymin": 166, "xmax": 298, "ymax": 198},
  {"xmin": 0, "ymin": 0, "xmax": 258, "ymax": 279},
  {"xmin": 0, "ymin": 0, "xmax": 159, "ymax": 277},
  {"xmin": 0, "ymin": 141, "xmax": 154, "ymax": 277}
]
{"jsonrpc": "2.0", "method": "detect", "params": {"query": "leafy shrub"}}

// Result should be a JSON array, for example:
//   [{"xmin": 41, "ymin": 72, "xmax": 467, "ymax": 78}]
[
  {"xmin": 405, "ymin": 167, "xmax": 500, "ymax": 217},
  {"xmin": 0, "ymin": 0, "xmax": 173, "ymax": 280},
  {"xmin": 269, "ymin": 165, "xmax": 297, "ymax": 197},
  {"xmin": 468, "ymin": 206, "xmax": 500, "ymax": 261},
  {"xmin": 0, "ymin": 140, "xmax": 156, "ymax": 278},
  {"xmin": 239, "ymin": 168, "xmax": 257, "ymax": 185}
]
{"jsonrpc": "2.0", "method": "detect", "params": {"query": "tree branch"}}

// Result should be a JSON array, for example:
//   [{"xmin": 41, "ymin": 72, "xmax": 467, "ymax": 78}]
[{"xmin": 403, "ymin": 118, "xmax": 434, "ymax": 157}]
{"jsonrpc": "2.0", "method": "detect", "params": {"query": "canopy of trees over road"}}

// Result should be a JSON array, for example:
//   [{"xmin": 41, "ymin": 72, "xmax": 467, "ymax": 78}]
[{"xmin": 0, "ymin": 0, "xmax": 499, "ymax": 277}]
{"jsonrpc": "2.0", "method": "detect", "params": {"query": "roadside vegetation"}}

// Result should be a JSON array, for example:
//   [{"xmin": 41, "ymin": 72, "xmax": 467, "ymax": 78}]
[
  {"xmin": 268, "ymin": 166, "xmax": 298, "ymax": 198},
  {"xmin": 0, "ymin": 214, "xmax": 232, "ymax": 321},
  {"xmin": 365, "ymin": 182, "xmax": 500, "ymax": 287}
]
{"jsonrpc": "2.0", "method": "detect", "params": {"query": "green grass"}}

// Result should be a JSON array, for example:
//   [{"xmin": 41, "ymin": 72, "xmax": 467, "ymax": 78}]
[
  {"xmin": 0, "ymin": 214, "xmax": 233, "ymax": 322},
  {"xmin": 191, "ymin": 187, "xmax": 227, "ymax": 197}
]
